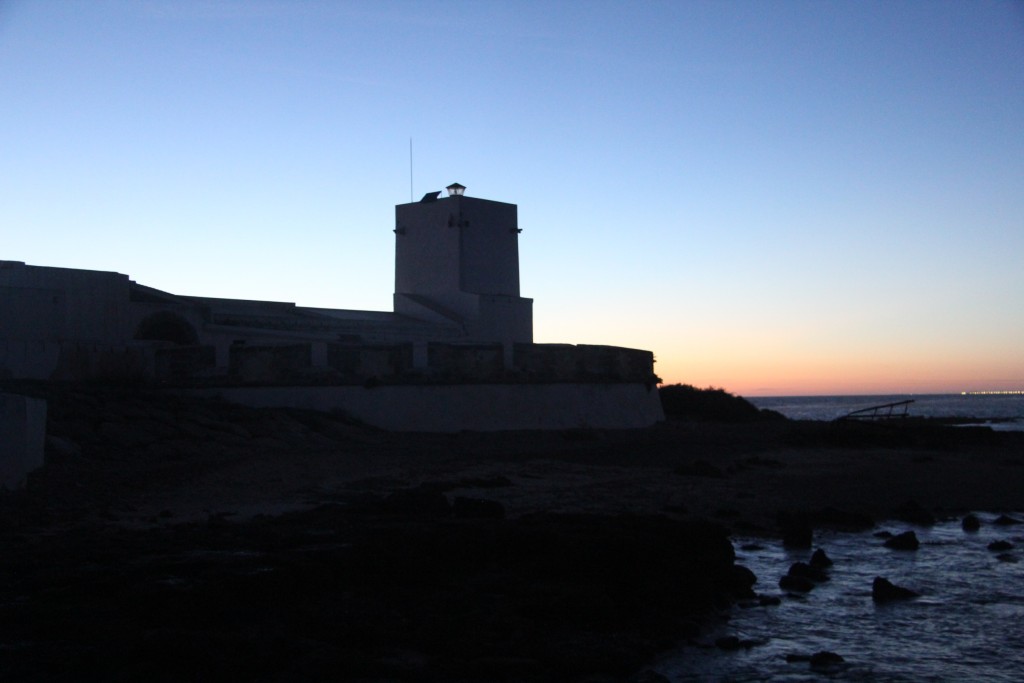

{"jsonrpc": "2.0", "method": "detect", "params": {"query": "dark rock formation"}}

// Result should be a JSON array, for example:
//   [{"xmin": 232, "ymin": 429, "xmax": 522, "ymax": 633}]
[
  {"xmin": 674, "ymin": 459, "xmax": 725, "ymax": 478},
  {"xmin": 872, "ymin": 576, "xmax": 920, "ymax": 602},
  {"xmin": 810, "ymin": 548, "xmax": 834, "ymax": 568},
  {"xmin": 779, "ymin": 574, "xmax": 816, "ymax": 593},
  {"xmin": 714, "ymin": 635, "xmax": 761, "ymax": 650},
  {"xmin": 787, "ymin": 561, "xmax": 829, "ymax": 583},
  {"xmin": 809, "ymin": 507, "xmax": 875, "ymax": 531},
  {"xmin": 988, "ymin": 540, "xmax": 1014, "ymax": 551},
  {"xmin": 810, "ymin": 651, "xmax": 846, "ymax": 671},
  {"xmin": 787, "ymin": 650, "xmax": 845, "ymax": 670},
  {"xmin": 884, "ymin": 530, "xmax": 920, "ymax": 550},
  {"xmin": 730, "ymin": 565, "xmax": 758, "ymax": 598},
  {"xmin": 384, "ymin": 486, "xmax": 452, "ymax": 516},
  {"xmin": 0, "ymin": 508, "xmax": 748, "ymax": 680},
  {"xmin": 778, "ymin": 511, "xmax": 812, "ymax": 548},
  {"xmin": 993, "ymin": 514, "xmax": 1022, "ymax": 526},
  {"xmin": 893, "ymin": 500, "xmax": 935, "ymax": 526},
  {"xmin": 452, "ymin": 496, "xmax": 506, "ymax": 519},
  {"xmin": 961, "ymin": 513, "xmax": 981, "ymax": 531}
]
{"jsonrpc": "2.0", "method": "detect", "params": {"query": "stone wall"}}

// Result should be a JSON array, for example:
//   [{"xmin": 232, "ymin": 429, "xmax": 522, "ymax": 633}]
[
  {"xmin": 0, "ymin": 393, "xmax": 47, "ymax": 490},
  {"xmin": 198, "ymin": 382, "xmax": 665, "ymax": 432}
]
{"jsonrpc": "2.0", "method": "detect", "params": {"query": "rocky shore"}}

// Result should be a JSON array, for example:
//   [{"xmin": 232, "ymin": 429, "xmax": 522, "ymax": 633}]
[{"xmin": 2, "ymin": 384, "xmax": 1022, "ymax": 681}]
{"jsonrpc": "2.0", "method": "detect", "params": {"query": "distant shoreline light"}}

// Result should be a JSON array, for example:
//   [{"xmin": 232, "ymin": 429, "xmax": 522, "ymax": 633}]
[{"xmin": 960, "ymin": 390, "xmax": 1024, "ymax": 396}]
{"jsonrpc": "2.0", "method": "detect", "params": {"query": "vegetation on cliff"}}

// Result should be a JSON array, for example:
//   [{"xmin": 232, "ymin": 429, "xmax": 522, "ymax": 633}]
[{"xmin": 659, "ymin": 383, "xmax": 784, "ymax": 422}]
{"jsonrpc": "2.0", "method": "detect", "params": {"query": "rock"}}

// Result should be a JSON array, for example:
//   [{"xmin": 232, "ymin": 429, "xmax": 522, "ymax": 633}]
[
  {"xmin": 993, "ymin": 514, "xmax": 1022, "ymax": 526},
  {"xmin": 714, "ymin": 636, "xmax": 758, "ymax": 651},
  {"xmin": 715, "ymin": 636, "xmax": 742, "ymax": 651},
  {"xmin": 884, "ymin": 531, "xmax": 919, "ymax": 550},
  {"xmin": 729, "ymin": 565, "xmax": 758, "ymax": 597},
  {"xmin": 778, "ymin": 511, "xmax": 812, "ymax": 549},
  {"xmin": 787, "ymin": 651, "xmax": 845, "ymax": 670},
  {"xmin": 810, "ymin": 548, "xmax": 833, "ymax": 568},
  {"xmin": 674, "ymin": 460, "xmax": 725, "ymax": 478},
  {"xmin": 787, "ymin": 561, "xmax": 829, "ymax": 583},
  {"xmin": 893, "ymin": 500, "xmax": 935, "ymax": 526},
  {"xmin": 810, "ymin": 651, "xmax": 845, "ymax": 671},
  {"xmin": 996, "ymin": 553, "xmax": 1018, "ymax": 563},
  {"xmin": 45, "ymin": 435, "xmax": 83, "ymax": 460},
  {"xmin": 988, "ymin": 540, "xmax": 1014, "ymax": 551},
  {"xmin": 810, "ymin": 507, "xmax": 875, "ymax": 531},
  {"xmin": 872, "ymin": 576, "xmax": 919, "ymax": 602},
  {"xmin": 630, "ymin": 670, "xmax": 671, "ymax": 683},
  {"xmin": 452, "ymin": 496, "xmax": 505, "ymax": 519},
  {"xmin": 961, "ymin": 514, "xmax": 981, "ymax": 531},
  {"xmin": 383, "ymin": 487, "xmax": 452, "ymax": 516},
  {"xmin": 779, "ymin": 574, "xmax": 815, "ymax": 593}
]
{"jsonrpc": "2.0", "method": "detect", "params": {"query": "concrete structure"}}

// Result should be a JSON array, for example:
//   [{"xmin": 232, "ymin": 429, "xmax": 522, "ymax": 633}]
[
  {"xmin": 1, "ymin": 184, "xmax": 663, "ymax": 430},
  {"xmin": 0, "ymin": 393, "xmax": 47, "ymax": 490}
]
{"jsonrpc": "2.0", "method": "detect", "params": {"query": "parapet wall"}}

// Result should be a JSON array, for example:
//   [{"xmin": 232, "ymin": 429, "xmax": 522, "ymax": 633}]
[
  {"xmin": 155, "ymin": 341, "xmax": 658, "ymax": 386},
  {"xmin": 199, "ymin": 382, "xmax": 664, "ymax": 432}
]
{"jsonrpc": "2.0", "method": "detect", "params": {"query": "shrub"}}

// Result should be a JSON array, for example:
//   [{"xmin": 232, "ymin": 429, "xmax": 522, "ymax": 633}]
[{"xmin": 658, "ymin": 384, "xmax": 782, "ymax": 422}]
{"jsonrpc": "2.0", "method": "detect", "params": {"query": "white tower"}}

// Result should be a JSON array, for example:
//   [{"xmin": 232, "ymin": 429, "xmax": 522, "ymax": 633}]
[{"xmin": 393, "ymin": 183, "xmax": 532, "ymax": 345}]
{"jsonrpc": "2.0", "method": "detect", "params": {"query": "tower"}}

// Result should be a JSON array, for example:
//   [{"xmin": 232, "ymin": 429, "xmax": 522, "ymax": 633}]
[{"xmin": 393, "ymin": 183, "xmax": 533, "ymax": 345}]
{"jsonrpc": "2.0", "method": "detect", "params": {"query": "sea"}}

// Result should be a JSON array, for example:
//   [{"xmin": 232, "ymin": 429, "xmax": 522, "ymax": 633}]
[
  {"xmin": 748, "ymin": 393, "xmax": 1024, "ymax": 431},
  {"xmin": 646, "ymin": 393, "xmax": 1024, "ymax": 680},
  {"xmin": 651, "ymin": 516, "xmax": 1024, "ymax": 681}
]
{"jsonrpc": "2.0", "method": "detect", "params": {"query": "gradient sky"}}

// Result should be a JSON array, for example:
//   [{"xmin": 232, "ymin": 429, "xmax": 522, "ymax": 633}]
[{"xmin": 2, "ymin": 0, "xmax": 1022, "ymax": 396}]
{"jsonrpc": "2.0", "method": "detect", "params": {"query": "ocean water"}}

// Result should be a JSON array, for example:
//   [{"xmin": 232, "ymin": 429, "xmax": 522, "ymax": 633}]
[
  {"xmin": 748, "ymin": 394, "xmax": 1024, "ymax": 431},
  {"xmin": 653, "ymin": 515, "xmax": 1024, "ymax": 681}
]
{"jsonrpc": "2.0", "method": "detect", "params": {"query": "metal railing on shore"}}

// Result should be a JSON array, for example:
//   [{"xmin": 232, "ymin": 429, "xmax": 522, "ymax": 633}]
[{"xmin": 837, "ymin": 399, "xmax": 915, "ymax": 422}]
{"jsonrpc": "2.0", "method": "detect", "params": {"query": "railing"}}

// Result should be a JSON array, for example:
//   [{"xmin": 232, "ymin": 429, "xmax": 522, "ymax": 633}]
[{"xmin": 837, "ymin": 399, "xmax": 915, "ymax": 422}]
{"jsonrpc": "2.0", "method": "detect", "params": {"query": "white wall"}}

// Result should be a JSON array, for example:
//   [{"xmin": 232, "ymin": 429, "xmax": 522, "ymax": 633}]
[{"xmin": 195, "ymin": 382, "xmax": 664, "ymax": 432}]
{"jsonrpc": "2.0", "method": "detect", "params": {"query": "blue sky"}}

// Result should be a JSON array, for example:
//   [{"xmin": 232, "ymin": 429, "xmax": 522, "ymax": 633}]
[{"xmin": 2, "ymin": 0, "xmax": 1022, "ymax": 395}]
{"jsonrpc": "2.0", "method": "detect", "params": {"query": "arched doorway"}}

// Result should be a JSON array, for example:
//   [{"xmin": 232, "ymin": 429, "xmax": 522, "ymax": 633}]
[{"xmin": 134, "ymin": 311, "xmax": 199, "ymax": 346}]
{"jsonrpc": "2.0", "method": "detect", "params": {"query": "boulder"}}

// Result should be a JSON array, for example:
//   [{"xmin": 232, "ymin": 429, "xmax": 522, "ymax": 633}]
[
  {"xmin": 729, "ymin": 565, "xmax": 757, "ymax": 597},
  {"xmin": 714, "ymin": 636, "xmax": 759, "ymax": 651},
  {"xmin": 811, "ymin": 651, "xmax": 845, "ymax": 666},
  {"xmin": 892, "ymin": 500, "xmax": 935, "ymax": 526},
  {"xmin": 810, "ymin": 651, "xmax": 845, "ymax": 672},
  {"xmin": 988, "ymin": 540, "xmax": 1014, "ymax": 552},
  {"xmin": 993, "ymin": 514, "xmax": 1022, "ymax": 526},
  {"xmin": 674, "ymin": 460, "xmax": 725, "ymax": 478},
  {"xmin": 810, "ymin": 548, "xmax": 834, "ymax": 568},
  {"xmin": 809, "ymin": 507, "xmax": 874, "ymax": 531},
  {"xmin": 872, "ymin": 576, "xmax": 919, "ymax": 602},
  {"xmin": 787, "ymin": 561, "xmax": 829, "ymax": 583},
  {"xmin": 779, "ymin": 574, "xmax": 815, "ymax": 593},
  {"xmin": 383, "ymin": 486, "xmax": 452, "ymax": 516},
  {"xmin": 884, "ymin": 531, "xmax": 919, "ymax": 550},
  {"xmin": 452, "ymin": 496, "xmax": 506, "ymax": 519},
  {"xmin": 961, "ymin": 514, "xmax": 981, "ymax": 532},
  {"xmin": 778, "ymin": 511, "xmax": 812, "ymax": 549}
]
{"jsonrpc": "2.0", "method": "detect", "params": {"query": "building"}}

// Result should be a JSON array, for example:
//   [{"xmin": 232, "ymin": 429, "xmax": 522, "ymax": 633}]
[{"xmin": 0, "ymin": 184, "xmax": 664, "ymax": 430}]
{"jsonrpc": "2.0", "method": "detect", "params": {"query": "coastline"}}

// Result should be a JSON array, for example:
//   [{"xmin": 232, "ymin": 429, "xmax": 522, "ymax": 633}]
[{"xmin": 3, "ymin": 385, "xmax": 1023, "ymax": 680}]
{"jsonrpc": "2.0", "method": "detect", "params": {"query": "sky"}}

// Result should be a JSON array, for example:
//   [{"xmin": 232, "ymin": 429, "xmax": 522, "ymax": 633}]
[{"xmin": 2, "ymin": 0, "xmax": 1022, "ymax": 396}]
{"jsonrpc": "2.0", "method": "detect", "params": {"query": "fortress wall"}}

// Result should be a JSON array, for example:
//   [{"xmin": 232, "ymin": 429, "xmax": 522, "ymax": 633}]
[
  {"xmin": 0, "ymin": 393, "xmax": 47, "ymax": 490},
  {"xmin": 196, "ymin": 382, "xmax": 665, "ymax": 432},
  {"xmin": 0, "ymin": 340, "xmax": 62, "ymax": 380}
]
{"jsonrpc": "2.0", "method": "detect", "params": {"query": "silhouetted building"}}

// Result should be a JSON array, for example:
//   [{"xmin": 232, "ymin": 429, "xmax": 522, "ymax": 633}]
[{"xmin": 0, "ymin": 184, "xmax": 663, "ymax": 430}]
